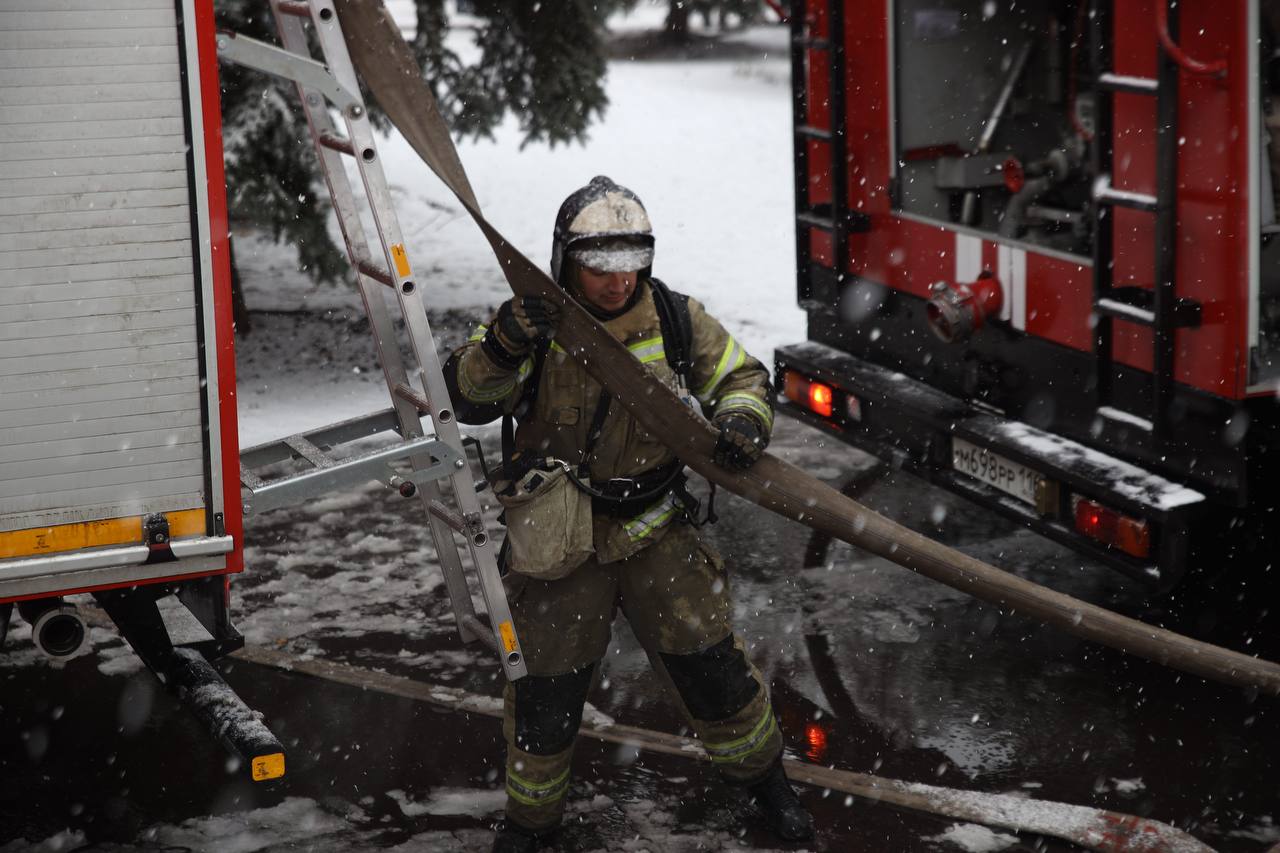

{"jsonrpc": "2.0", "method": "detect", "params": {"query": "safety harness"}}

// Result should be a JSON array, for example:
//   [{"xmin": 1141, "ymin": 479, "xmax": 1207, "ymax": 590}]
[{"xmin": 500, "ymin": 278, "xmax": 716, "ymax": 525}]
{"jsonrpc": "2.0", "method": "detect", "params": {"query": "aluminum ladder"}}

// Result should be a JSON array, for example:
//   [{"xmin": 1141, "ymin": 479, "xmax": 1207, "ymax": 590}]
[{"xmin": 217, "ymin": 0, "xmax": 526, "ymax": 681}]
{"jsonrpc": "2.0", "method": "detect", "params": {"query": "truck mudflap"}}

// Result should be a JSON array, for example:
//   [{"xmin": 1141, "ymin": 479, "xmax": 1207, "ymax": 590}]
[{"xmin": 775, "ymin": 341, "xmax": 1205, "ymax": 589}]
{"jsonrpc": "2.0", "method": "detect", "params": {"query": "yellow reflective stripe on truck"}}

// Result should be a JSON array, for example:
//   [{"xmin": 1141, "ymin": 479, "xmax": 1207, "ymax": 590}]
[{"xmin": 0, "ymin": 508, "xmax": 207, "ymax": 560}]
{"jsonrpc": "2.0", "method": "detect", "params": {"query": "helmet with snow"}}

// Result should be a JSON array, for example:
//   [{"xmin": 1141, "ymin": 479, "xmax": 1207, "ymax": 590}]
[{"xmin": 550, "ymin": 175, "xmax": 655, "ymax": 286}]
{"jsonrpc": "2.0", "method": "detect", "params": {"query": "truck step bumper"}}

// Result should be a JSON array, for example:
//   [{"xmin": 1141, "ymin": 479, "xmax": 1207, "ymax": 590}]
[{"xmin": 775, "ymin": 342, "xmax": 1206, "ymax": 589}]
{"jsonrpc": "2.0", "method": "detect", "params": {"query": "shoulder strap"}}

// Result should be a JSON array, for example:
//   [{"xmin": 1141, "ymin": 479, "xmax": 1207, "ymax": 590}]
[
  {"xmin": 648, "ymin": 277, "xmax": 693, "ymax": 381},
  {"xmin": 501, "ymin": 338, "xmax": 552, "ymax": 473}
]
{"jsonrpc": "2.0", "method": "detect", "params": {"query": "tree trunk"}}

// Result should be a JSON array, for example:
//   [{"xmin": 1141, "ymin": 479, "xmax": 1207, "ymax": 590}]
[{"xmin": 665, "ymin": 0, "xmax": 689, "ymax": 36}]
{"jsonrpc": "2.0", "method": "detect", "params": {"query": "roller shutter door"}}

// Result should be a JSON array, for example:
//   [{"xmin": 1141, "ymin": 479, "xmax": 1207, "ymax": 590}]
[{"xmin": 0, "ymin": 0, "xmax": 208, "ymax": 534}]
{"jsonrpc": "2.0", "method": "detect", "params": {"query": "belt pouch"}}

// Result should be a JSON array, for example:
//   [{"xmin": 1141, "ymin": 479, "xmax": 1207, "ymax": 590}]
[{"xmin": 495, "ymin": 459, "xmax": 594, "ymax": 580}]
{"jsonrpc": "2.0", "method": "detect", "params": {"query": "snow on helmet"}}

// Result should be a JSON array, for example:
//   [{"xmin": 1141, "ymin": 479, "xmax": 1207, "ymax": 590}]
[{"xmin": 550, "ymin": 175, "xmax": 655, "ymax": 285}]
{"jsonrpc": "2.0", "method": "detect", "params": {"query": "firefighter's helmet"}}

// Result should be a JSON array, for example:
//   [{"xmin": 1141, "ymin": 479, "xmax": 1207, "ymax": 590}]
[{"xmin": 550, "ymin": 175, "xmax": 655, "ymax": 285}]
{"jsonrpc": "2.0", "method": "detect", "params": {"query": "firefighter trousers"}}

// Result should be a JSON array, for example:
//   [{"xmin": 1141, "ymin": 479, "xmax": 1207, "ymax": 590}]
[{"xmin": 499, "ymin": 522, "xmax": 783, "ymax": 831}]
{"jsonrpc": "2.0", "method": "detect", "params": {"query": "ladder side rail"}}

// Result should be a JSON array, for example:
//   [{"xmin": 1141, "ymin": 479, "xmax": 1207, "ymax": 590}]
[
  {"xmin": 791, "ymin": 0, "xmax": 814, "ymax": 303},
  {"xmin": 828, "ymin": 0, "xmax": 849, "ymax": 286},
  {"xmin": 268, "ymin": 4, "xmax": 503, "ymax": 660},
  {"xmin": 1152, "ymin": 0, "xmax": 1181, "ymax": 441},
  {"xmin": 303, "ymin": 2, "xmax": 524, "ymax": 677},
  {"xmin": 271, "ymin": 7, "xmax": 435, "ymax": 447},
  {"xmin": 273, "ymin": 3, "xmax": 487, "ymax": 646},
  {"xmin": 1089, "ymin": 0, "xmax": 1118, "ymax": 410}
]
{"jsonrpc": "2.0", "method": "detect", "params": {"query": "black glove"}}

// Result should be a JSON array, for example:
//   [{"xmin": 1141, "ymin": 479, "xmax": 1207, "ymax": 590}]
[
  {"xmin": 713, "ymin": 413, "xmax": 768, "ymax": 470},
  {"xmin": 493, "ymin": 295, "xmax": 560, "ymax": 354}
]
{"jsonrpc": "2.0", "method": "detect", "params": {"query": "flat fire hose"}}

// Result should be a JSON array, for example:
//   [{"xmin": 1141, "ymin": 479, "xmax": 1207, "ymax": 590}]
[
  {"xmin": 231, "ymin": 644, "xmax": 1216, "ymax": 853},
  {"xmin": 333, "ymin": 0, "xmax": 1280, "ymax": 698},
  {"xmin": 69, "ymin": 602, "xmax": 1212, "ymax": 851}
]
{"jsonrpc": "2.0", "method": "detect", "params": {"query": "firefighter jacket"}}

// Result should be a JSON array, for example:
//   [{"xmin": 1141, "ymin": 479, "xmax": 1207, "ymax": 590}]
[{"xmin": 448, "ymin": 280, "xmax": 773, "ymax": 561}]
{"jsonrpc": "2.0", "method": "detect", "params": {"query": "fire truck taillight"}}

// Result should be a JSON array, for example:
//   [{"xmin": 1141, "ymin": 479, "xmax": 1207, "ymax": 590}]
[
  {"xmin": 809, "ymin": 382, "xmax": 834, "ymax": 418},
  {"xmin": 1072, "ymin": 496, "xmax": 1151, "ymax": 560},
  {"xmin": 783, "ymin": 370, "xmax": 834, "ymax": 418}
]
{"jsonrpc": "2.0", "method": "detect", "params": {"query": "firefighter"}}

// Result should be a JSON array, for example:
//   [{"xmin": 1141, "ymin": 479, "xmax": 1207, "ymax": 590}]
[{"xmin": 444, "ymin": 176, "xmax": 815, "ymax": 852}]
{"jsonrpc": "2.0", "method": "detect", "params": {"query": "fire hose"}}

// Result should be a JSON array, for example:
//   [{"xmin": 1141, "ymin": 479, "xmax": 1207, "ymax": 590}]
[
  {"xmin": 333, "ymin": 0, "xmax": 1280, "ymax": 700},
  {"xmin": 232, "ymin": 642, "xmax": 1216, "ymax": 853}
]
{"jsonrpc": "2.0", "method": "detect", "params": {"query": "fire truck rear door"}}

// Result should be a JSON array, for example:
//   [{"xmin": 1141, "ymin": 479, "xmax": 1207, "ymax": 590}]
[{"xmin": 0, "ymin": 0, "xmax": 233, "ymax": 599}]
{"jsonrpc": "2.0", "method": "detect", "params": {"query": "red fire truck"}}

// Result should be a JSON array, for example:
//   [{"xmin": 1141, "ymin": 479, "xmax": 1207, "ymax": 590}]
[
  {"xmin": 0, "ymin": 0, "xmax": 282, "ymax": 779},
  {"xmin": 775, "ymin": 0, "xmax": 1276, "ymax": 592}
]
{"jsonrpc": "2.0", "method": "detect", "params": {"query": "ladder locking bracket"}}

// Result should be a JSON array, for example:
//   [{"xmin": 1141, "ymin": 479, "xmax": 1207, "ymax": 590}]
[
  {"xmin": 215, "ymin": 31, "xmax": 361, "ymax": 112},
  {"xmin": 241, "ymin": 436, "xmax": 460, "ymax": 516}
]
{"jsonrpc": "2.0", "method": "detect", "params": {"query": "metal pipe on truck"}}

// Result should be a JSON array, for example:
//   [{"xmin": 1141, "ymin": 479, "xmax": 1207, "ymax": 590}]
[{"xmin": 16, "ymin": 598, "xmax": 87, "ymax": 660}]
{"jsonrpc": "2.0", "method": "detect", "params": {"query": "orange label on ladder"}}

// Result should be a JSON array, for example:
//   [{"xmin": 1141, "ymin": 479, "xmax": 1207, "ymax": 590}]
[
  {"xmin": 498, "ymin": 620, "xmax": 518, "ymax": 653},
  {"xmin": 391, "ymin": 243, "xmax": 411, "ymax": 277}
]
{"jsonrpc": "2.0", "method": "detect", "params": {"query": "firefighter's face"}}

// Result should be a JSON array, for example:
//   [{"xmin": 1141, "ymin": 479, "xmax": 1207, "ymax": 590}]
[{"xmin": 576, "ymin": 266, "xmax": 638, "ymax": 312}]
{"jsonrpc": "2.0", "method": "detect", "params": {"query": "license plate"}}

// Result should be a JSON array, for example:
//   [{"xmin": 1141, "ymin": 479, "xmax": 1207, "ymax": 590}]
[{"xmin": 951, "ymin": 438, "xmax": 1044, "ymax": 505}]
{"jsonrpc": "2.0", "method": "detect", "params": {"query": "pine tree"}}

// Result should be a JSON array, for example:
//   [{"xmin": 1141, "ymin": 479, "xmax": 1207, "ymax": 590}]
[
  {"xmin": 665, "ymin": 0, "xmax": 762, "ymax": 36},
  {"xmin": 214, "ymin": 0, "xmax": 619, "ymax": 296}
]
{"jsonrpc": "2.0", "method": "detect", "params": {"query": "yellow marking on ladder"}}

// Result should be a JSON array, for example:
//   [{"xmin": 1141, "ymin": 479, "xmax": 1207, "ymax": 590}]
[
  {"xmin": 391, "ymin": 243, "xmax": 412, "ymax": 277},
  {"xmin": 251, "ymin": 752, "xmax": 286, "ymax": 782},
  {"xmin": 499, "ymin": 620, "xmax": 518, "ymax": 653},
  {"xmin": 0, "ymin": 509, "xmax": 207, "ymax": 560}
]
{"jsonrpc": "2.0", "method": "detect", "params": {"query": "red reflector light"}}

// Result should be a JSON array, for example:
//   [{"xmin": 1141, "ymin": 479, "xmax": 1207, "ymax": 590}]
[
  {"xmin": 782, "ymin": 370, "xmax": 835, "ymax": 418},
  {"xmin": 783, "ymin": 369, "xmax": 810, "ymax": 407},
  {"xmin": 1072, "ymin": 497, "xmax": 1151, "ymax": 559}
]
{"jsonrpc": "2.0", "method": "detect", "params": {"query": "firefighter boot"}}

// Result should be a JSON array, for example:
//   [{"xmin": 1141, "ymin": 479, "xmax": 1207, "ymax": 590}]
[
  {"xmin": 491, "ymin": 820, "xmax": 551, "ymax": 853},
  {"xmin": 746, "ymin": 759, "xmax": 815, "ymax": 842}
]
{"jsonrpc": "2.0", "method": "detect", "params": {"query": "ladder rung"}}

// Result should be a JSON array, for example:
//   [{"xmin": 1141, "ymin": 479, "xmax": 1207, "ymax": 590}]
[
  {"xmin": 318, "ymin": 131, "xmax": 355, "ymax": 156},
  {"xmin": 796, "ymin": 124, "xmax": 833, "ymax": 141},
  {"xmin": 797, "ymin": 211, "xmax": 834, "ymax": 230},
  {"xmin": 1097, "ymin": 72, "xmax": 1158, "ymax": 95},
  {"xmin": 355, "ymin": 254, "xmax": 394, "ymax": 286},
  {"xmin": 1094, "ymin": 180, "xmax": 1158, "ymax": 213},
  {"xmin": 393, "ymin": 382, "xmax": 431, "ymax": 414},
  {"xmin": 240, "ymin": 408, "xmax": 401, "ymax": 469},
  {"xmin": 427, "ymin": 499, "xmax": 467, "ymax": 533},
  {"xmin": 1096, "ymin": 286, "xmax": 1202, "ymax": 328},
  {"xmin": 274, "ymin": 1, "xmax": 312, "ymax": 17},
  {"xmin": 460, "ymin": 614, "xmax": 499, "ymax": 654},
  {"xmin": 1096, "ymin": 296, "xmax": 1155, "ymax": 326},
  {"xmin": 797, "ymin": 208, "xmax": 872, "ymax": 234},
  {"xmin": 239, "ymin": 464, "xmax": 266, "ymax": 490},
  {"xmin": 283, "ymin": 434, "xmax": 333, "ymax": 468},
  {"xmin": 1097, "ymin": 406, "xmax": 1154, "ymax": 433}
]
